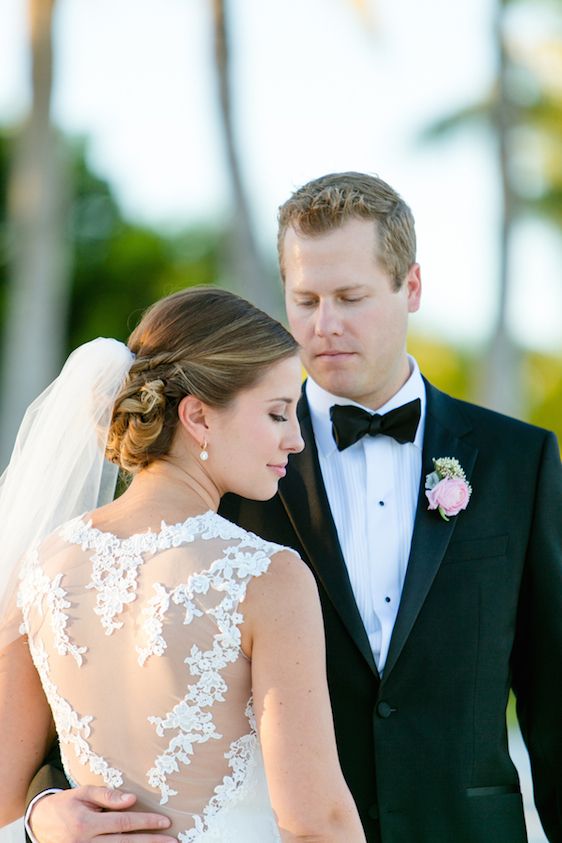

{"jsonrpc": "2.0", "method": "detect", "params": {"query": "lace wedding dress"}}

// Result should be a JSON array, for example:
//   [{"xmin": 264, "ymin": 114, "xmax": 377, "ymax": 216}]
[{"xmin": 18, "ymin": 510, "xmax": 289, "ymax": 842}]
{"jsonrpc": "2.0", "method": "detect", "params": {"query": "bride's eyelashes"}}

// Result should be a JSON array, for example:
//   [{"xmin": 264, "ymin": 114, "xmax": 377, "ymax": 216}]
[{"xmin": 269, "ymin": 413, "xmax": 288, "ymax": 423}]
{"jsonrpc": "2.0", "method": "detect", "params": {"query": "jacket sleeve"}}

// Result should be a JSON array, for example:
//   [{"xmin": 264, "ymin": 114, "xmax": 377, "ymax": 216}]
[
  {"xmin": 512, "ymin": 431, "xmax": 562, "ymax": 843},
  {"xmin": 25, "ymin": 739, "xmax": 69, "ymax": 843}
]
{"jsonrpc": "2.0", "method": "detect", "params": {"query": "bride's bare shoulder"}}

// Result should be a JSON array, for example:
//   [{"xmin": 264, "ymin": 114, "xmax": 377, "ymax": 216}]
[{"xmin": 244, "ymin": 547, "xmax": 319, "ymax": 617}]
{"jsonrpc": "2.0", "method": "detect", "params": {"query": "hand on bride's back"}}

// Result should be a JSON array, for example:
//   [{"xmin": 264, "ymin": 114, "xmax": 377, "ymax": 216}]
[{"xmin": 28, "ymin": 786, "xmax": 176, "ymax": 843}]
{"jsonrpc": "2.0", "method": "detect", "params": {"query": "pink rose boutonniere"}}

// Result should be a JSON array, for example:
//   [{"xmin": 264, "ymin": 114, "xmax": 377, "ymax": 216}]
[{"xmin": 425, "ymin": 457, "xmax": 472, "ymax": 522}]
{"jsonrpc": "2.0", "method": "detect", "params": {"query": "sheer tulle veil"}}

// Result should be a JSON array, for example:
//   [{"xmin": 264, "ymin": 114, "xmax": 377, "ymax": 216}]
[{"xmin": 0, "ymin": 338, "xmax": 134, "ymax": 649}]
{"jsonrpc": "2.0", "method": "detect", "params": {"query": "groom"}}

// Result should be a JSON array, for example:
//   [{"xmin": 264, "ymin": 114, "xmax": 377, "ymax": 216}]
[{"xmin": 26, "ymin": 173, "xmax": 562, "ymax": 843}]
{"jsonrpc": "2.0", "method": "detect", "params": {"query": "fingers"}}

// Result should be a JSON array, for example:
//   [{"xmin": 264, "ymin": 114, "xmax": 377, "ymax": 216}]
[
  {"xmin": 99, "ymin": 837, "xmax": 177, "ymax": 843},
  {"xmin": 74, "ymin": 786, "xmax": 137, "ymax": 810},
  {"xmin": 29, "ymin": 786, "xmax": 174, "ymax": 843},
  {"xmin": 92, "ymin": 810, "xmax": 172, "ymax": 835}
]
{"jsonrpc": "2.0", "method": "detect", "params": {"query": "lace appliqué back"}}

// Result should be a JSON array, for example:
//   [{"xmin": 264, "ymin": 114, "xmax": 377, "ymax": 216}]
[
  {"xmin": 18, "ymin": 546, "xmax": 86, "ymax": 666},
  {"xmin": 146, "ymin": 543, "xmax": 272, "ymax": 806},
  {"xmin": 20, "ymin": 511, "xmax": 291, "ymax": 842},
  {"xmin": 179, "ymin": 701, "xmax": 260, "ymax": 843},
  {"xmin": 31, "ymin": 641, "xmax": 123, "ymax": 788}
]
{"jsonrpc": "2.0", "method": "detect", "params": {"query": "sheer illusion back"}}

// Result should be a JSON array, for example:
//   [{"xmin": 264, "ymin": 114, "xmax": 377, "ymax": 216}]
[{"xmin": 18, "ymin": 511, "xmax": 289, "ymax": 842}]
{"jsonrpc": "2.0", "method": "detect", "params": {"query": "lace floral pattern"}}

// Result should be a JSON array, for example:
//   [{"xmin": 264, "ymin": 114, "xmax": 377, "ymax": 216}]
[
  {"xmin": 137, "ymin": 582, "xmax": 204, "ymax": 667},
  {"xmin": 146, "ymin": 542, "xmax": 272, "ymax": 806},
  {"xmin": 58, "ymin": 510, "xmax": 267, "ymax": 637},
  {"xmin": 30, "ymin": 641, "xmax": 123, "ymax": 787},
  {"xmin": 179, "ymin": 702, "xmax": 260, "ymax": 842},
  {"xmin": 18, "ymin": 547, "xmax": 87, "ymax": 666},
  {"xmin": 19, "ymin": 511, "xmax": 291, "ymax": 841}
]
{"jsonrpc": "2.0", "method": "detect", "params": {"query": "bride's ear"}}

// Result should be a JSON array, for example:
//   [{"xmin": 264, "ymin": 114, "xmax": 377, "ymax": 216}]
[{"xmin": 177, "ymin": 395, "xmax": 211, "ymax": 448}]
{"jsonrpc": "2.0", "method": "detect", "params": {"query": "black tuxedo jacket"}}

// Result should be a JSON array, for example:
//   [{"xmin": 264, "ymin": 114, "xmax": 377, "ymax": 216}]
[
  {"xmin": 28, "ymin": 381, "xmax": 562, "ymax": 843},
  {"xmin": 220, "ymin": 380, "xmax": 562, "ymax": 843}
]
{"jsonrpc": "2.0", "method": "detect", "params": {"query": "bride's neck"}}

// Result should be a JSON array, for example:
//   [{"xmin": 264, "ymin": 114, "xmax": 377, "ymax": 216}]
[
  {"xmin": 126, "ymin": 458, "xmax": 220, "ymax": 515},
  {"xmin": 91, "ymin": 458, "xmax": 220, "ymax": 535}
]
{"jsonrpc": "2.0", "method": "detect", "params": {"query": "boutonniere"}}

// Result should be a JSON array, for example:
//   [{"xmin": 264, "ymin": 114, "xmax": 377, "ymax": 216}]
[{"xmin": 425, "ymin": 457, "xmax": 472, "ymax": 522}]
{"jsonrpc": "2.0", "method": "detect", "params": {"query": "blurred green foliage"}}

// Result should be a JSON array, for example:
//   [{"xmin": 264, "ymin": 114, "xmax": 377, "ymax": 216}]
[
  {"xmin": 0, "ymin": 131, "xmax": 11, "ymax": 332},
  {"xmin": 420, "ymin": 0, "xmax": 562, "ymax": 229},
  {"xmin": 409, "ymin": 332, "xmax": 562, "ymax": 447},
  {"xmin": 0, "ymin": 129, "xmax": 225, "ymax": 358},
  {"xmin": 417, "ymin": 0, "xmax": 562, "ymax": 450}
]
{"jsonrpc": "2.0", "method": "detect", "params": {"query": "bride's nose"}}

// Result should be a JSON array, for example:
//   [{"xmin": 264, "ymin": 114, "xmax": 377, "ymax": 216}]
[{"xmin": 285, "ymin": 421, "xmax": 304, "ymax": 454}]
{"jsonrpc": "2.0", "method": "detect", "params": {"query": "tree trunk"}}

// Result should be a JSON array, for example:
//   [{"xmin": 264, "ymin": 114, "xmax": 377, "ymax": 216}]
[
  {"xmin": 1, "ymin": 0, "xmax": 72, "ymax": 467},
  {"xmin": 211, "ymin": 0, "xmax": 280, "ymax": 317},
  {"xmin": 480, "ymin": 0, "xmax": 522, "ymax": 418}
]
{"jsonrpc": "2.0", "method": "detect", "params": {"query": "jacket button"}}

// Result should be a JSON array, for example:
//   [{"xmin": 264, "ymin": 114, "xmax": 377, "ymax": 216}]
[{"xmin": 377, "ymin": 701, "xmax": 395, "ymax": 719}]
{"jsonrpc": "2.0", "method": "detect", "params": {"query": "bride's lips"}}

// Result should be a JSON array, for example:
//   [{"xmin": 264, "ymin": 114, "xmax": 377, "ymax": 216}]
[{"xmin": 268, "ymin": 463, "xmax": 287, "ymax": 478}]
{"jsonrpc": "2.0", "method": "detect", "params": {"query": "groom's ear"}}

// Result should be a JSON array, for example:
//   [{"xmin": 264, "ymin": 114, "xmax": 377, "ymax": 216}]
[
  {"xmin": 406, "ymin": 262, "xmax": 422, "ymax": 313},
  {"xmin": 177, "ymin": 395, "xmax": 210, "ymax": 446}
]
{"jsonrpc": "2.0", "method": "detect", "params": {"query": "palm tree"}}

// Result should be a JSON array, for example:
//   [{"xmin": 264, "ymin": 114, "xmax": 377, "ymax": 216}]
[
  {"xmin": 211, "ymin": 0, "xmax": 279, "ymax": 316},
  {"xmin": 210, "ymin": 0, "xmax": 376, "ymax": 318},
  {"xmin": 1, "ymin": 0, "xmax": 72, "ymax": 467},
  {"xmin": 420, "ymin": 0, "xmax": 562, "ymax": 417},
  {"xmin": 485, "ymin": 0, "xmax": 522, "ymax": 417}
]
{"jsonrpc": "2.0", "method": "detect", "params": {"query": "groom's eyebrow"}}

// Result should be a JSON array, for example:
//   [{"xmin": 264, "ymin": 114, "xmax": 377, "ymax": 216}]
[{"xmin": 294, "ymin": 284, "xmax": 364, "ymax": 294}]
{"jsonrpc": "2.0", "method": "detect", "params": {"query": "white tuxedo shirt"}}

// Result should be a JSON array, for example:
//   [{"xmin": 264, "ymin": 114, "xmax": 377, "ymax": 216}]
[{"xmin": 306, "ymin": 357, "xmax": 426, "ymax": 673}]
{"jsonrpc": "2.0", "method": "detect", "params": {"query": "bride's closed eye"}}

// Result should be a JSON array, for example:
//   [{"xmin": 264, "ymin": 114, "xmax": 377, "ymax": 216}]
[{"xmin": 269, "ymin": 413, "xmax": 288, "ymax": 423}]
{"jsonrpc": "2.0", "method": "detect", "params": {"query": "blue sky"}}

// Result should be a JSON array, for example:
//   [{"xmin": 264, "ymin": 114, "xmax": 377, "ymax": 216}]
[{"xmin": 1, "ymin": 0, "xmax": 561, "ymax": 351}]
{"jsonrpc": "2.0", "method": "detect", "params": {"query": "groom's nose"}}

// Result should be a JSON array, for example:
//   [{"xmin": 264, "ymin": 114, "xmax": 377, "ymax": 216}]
[{"xmin": 314, "ymin": 300, "xmax": 344, "ymax": 337}]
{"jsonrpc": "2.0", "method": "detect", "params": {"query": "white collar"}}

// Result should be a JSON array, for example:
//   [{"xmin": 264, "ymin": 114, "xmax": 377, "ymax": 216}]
[{"xmin": 306, "ymin": 355, "xmax": 426, "ymax": 457}]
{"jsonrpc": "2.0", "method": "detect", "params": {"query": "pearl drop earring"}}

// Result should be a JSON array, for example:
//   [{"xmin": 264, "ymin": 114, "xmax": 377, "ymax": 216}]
[{"xmin": 199, "ymin": 440, "xmax": 209, "ymax": 461}]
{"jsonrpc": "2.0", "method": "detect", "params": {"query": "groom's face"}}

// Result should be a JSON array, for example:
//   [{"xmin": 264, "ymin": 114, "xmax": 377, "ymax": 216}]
[{"xmin": 283, "ymin": 217, "xmax": 421, "ymax": 410}]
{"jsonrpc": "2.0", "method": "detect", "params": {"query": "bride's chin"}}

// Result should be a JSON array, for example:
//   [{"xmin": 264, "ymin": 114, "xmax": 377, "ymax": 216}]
[{"xmin": 230, "ymin": 483, "xmax": 279, "ymax": 502}]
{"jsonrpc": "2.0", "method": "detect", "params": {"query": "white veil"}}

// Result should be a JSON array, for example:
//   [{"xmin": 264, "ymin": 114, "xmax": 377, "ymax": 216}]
[{"xmin": 0, "ymin": 338, "xmax": 134, "ymax": 649}]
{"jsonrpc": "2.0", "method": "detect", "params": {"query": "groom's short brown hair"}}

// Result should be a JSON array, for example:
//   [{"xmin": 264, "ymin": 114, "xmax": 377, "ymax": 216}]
[{"xmin": 277, "ymin": 171, "xmax": 416, "ymax": 290}]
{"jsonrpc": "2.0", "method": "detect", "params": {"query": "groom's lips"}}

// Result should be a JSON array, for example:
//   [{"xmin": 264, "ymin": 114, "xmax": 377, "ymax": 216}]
[{"xmin": 315, "ymin": 350, "xmax": 355, "ymax": 359}]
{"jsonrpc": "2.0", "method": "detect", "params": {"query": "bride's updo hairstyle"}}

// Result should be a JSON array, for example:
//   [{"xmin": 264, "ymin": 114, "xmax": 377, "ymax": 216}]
[{"xmin": 106, "ymin": 287, "xmax": 298, "ymax": 473}]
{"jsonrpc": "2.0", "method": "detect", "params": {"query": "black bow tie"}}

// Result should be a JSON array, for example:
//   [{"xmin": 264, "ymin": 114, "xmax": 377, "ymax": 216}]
[{"xmin": 330, "ymin": 398, "xmax": 421, "ymax": 451}]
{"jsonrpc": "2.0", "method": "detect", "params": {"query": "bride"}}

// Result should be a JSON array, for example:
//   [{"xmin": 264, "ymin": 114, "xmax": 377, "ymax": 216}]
[{"xmin": 0, "ymin": 287, "xmax": 365, "ymax": 842}]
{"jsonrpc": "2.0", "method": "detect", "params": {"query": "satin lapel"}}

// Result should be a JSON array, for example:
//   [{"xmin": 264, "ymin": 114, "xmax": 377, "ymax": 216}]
[
  {"xmin": 277, "ymin": 392, "xmax": 378, "ymax": 676},
  {"xmin": 382, "ymin": 382, "xmax": 479, "ymax": 682}
]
